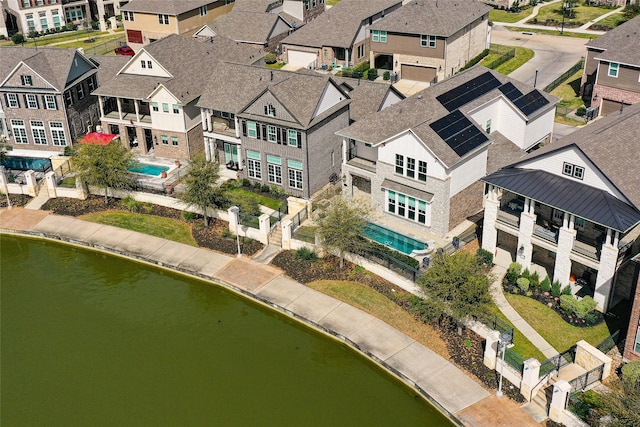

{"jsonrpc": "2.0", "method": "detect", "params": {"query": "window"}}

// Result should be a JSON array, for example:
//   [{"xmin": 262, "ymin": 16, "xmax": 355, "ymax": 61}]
[
  {"xmin": 247, "ymin": 121, "xmax": 257, "ymax": 138},
  {"xmin": 552, "ymin": 208, "xmax": 564, "ymax": 224},
  {"xmin": 11, "ymin": 120, "xmax": 28, "ymax": 144},
  {"xmin": 312, "ymin": 0, "xmax": 317, "ymax": 6},
  {"xmin": 146, "ymin": 61, "xmax": 152, "ymax": 69},
  {"xmin": 406, "ymin": 157, "xmax": 415, "ymax": 179},
  {"xmin": 372, "ymin": 30, "xmax": 387, "ymax": 43},
  {"xmin": 486, "ymin": 119, "xmax": 492, "ymax": 134},
  {"xmin": 418, "ymin": 160, "xmax": 427, "ymax": 182},
  {"xmin": 407, "ymin": 197, "xmax": 416, "ymax": 220},
  {"xmin": 52, "ymin": 10, "xmax": 60, "ymax": 28},
  {"xmin": 397, "ymin": 194, "xmax": 406, "ymax": 216},
  {"xmin": 161, "ymin": 135, "xmax": 168, "ymax": 145},
  {"xmin": 141, "ymin": 60, "xmax": 146, "ymax": 68},
  {"xmin": 199, "ymin": 5, "xmax": 207, "ymax": 16},
  {"xmin": 26, "ymin": 14, "xmax": 35, "ymax": 31},
  {"xmin": 418, "ymin": 200, "xmax": 427, "ymax": 224},
  {"xmin": 31, "ymin": 120, "xmax": 47, "ymax": 145},
  {"xmin": 26, "ymin": 94, "xmax": 38, "ymax": 109},
  {"xmin": 305, "ymin": 0, "xmax": 309, "ymax": 10},
  {"xmin": 421, "ymin": 34, "xmax": 436, "ymax": 48},
  {"xmin": 386, "ymin": 190, "xmax": 429, "ymax": 224},
  {"xmin": 288, "ymin": 129, "xmax": 298, "ymax": 147},
  {"xmin": 288, "ymin": 160, "xmax": 303, "ymax": 189},
  {"xmin": 608, "ymin": 62, "xmax": 619, "ymax": 78},
  {"xmin": 109, "ymin": 124, "xmax": 120, "ymax": 134},
  {"xmin": 171, "ymin": 136, "xmax": 179, "ymax": 146},
  {"xmin": 21, "ymin": 75, "xmax": 33, "ymax": 86},
  {"xmin": 267, "ymin": 125, "xmax": 277, "ymax": 142},
  {"xmin": 575, "ymin": 217, "xmax": 585, "ymax": 231},
  {"xmin": 39, "ymin": 11, "xmax": 48, "ymax": 29},
  {"xmin": 158, "ymin": 14, "xmax": 169, "ymax": 25},
  {"xmin": 162, "ymin": 103, "xmax": 169, "ymax": 113},
  {"xmin": 77, "ymin": 84, "xmax": 85, "ymax": 100},
  {"xmin": 123, "ymin": 11, "xmax": 134, "ymax": 21},
  {"xmin": 152, "ymin": 102, "xmax": 158, "ymax": 112},
  {"xmin": 357, "ymin": 45, "xmax": 364, "ymax": 58},
  {"xmin": 387, "ymin": 190, "xmax": 396, "ymax": 213},
  {"xmin": 50, "ymin": 122, "xmax": 67, "ymax": 146},
  {"xmin": 247, "ymin": 151, "xmax": 262, "ymax": 179},
  {"xmin": 87, "ymin": 76, "xmax": 96, "ymax": 92},
  {"xmin": 635, "ymin": 325, "xmax": 640, "ymax": 353},
  {"xmin": 265, "ymin": 105, "xmax": 276, "ymax": 117},
  {"xmin": 45, "ymin": 94, "xmax": 57, "ymax": 110},
  {"xmin": 6, "ymin": 93, "xmax": 19, "ymax": 108},
  {"xmin": 36, "ymin": 0, "xmax": 43, "ymax": 5},
  {"xmin": 395, "ymin": 154, "xmax": 403, "ymax": 174},
  {"xmin": 23, "ymin": 0, "xmax": 30, "ymax": 7},
  {"xmin": 172, "ymin": 104, "xmax": 179, "ymax": 114},
  {"xmin": 267, "ymin": 155, "xmax": 282, "ymax": 184},
  {"xmin": 562, "ymin": 162, "xmax": 584, "ymax": 180}
]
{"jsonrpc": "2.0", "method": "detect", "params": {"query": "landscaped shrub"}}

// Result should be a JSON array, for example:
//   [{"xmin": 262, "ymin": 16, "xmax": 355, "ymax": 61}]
[
  {"xmin": 265, "ymin": 52, "xmax": 277, "ymax": 64},
  {"xmin": 476, "ymin": 248, "xmax": 493, "ymax": 266},
  {"xmin": 253, "ymin": 181, "xmax": 262, "ymax": 191},
  {"xmin": 560, "ymin": 295, "xmax": 596, "ymax": 319},
  {"xmin": 260, "ymin": 184, "xmax": 270, "ymax": 193},
  {"xmin": 383, "ymin": 71, "xmax": 390, "ymax": 80},
  {"xmin": 295, "ymin": 247, "xmax": 318, "ymax": 261},
  {"xmin": 576, "ymin": 106, "xmax": 587, "ymax": 116},
  {"xmin": 517, "ymin": 277, "xmax": 530, "ymax": 292},
  {"xmin": 562, "ymin": 285, "xmax": 572, "ymax": 296},
  {"xmin": 551, "ymin": 280, "xmax": 562, "ymax": 297},
  {"xmin": 120, "ymin": 196, "xmax": 150, "ymax": 213},
  {"xmin": 622, "ymin": 361, "xmax": 640, "ymax": 385},
  {"xmin": 367, "ymin": 68, "xmax": 378, "ymax": 81},
  {"xmin": 540, "ymin": 276, "xmax": 551, "ymax": 292},
  {"xmin": 63, "ymin": 146, "xmax": 73, "ymax": 156},
  {"xmin": 182, "ymin": 211, "xmax": 197, "ymax": 221},
  {"xmin": 241, "ymin": 178, "xmax": 251, "ymax": 187},
  {"xmin": 507, "ymin": 262, "xmax": 522, "ymax": 283},
  {"xmin": 11, "ymin": 33, "xmax": 25, "ymax": 44},
  {"xmin": 521, "ymin": 268, "xmax": 531, "ymax": 280},
  {"xmin": 530, "ymin": 271, "xmax": 540, "ymax": 288}
]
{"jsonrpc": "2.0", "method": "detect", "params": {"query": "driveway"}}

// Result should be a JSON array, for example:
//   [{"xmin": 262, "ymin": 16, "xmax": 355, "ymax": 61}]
[{"xmin": 490, "ymin": 25, "xmax": 590, "ymax": 89}]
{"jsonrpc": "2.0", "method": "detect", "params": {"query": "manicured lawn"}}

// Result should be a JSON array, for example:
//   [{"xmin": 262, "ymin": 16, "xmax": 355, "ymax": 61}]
[
  {"xmin": 0, "ymin": 30, "xmax": 110, "ymax": 47},
  {"xmin": 590, "ymin": 12, "xmax": 628, "ymax": 30},
  {"xmin": 482, "ymin": 45, "xmax": 534, "ymax": 75},
  {"xmin": 486, "ymin": 301, "xmax": 546, "ymax": 362},
  {"xmin": 79, "ymin": 210, "xmax": 198, "ymax": 246},
  {"xmin": 307, "ymin": 280, "xmax": 450, "ymax": 359},
  {"xmin": 550, "ymin": 69, "xmax": 584, "ymax": 110},
  {"xmin": 266, "ymin": 62, "xmax": 286, "ymax": 69},
  {"xmin": 504, "ymin": 26, "xmax": 596, "ymax": 38},
  {"xmin": 326, "ymin": 0, "xmax": 340, "ymax": 5},
  {"xmin": 505, "ymin": 293, "xmax": 612, "ymax": 353},
  {"xmin": 226, "ymin": 187, "xmax": 283, "ymax": 210},
  {"xmin": 55, "ymin": 33, "xmax": 125, "ymax": 51},
  {"xmin": 489, "ymin": 7, "xmax": 533, "ymax": 23},
  {"xmin": 531, "ymin": 4, "xmax": 615, "ymax": 26}
]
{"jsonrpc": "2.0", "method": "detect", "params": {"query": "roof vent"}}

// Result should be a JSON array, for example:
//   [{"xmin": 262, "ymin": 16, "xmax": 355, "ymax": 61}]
[{"xmin": 417, "ymin": 95, "xmax": 422, "ymax": 99}]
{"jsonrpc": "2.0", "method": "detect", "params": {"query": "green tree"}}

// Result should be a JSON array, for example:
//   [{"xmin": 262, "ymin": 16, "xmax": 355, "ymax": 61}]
[
  {"xmin": 314, "ymin": 196, "xmax": 370, "ymax": 269},
  {"xmin": 416, "ymin": 252, "xmax": 492, "ymax": 325},
  {"xmin": 177, "ymin": 155, "xmax": 224, "ymax": 226},
  {"xmin": 598, "ymin": 378, "xmax": 640, "ymax": 427},
  {"xmin": 72, "ymin": 141, "xmax": 137, "ymax": 203}
]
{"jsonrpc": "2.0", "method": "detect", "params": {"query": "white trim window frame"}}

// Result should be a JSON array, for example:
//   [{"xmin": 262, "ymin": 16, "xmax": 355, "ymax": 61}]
[
  {"xmin": 288, "ymin": 129, "xmax": 298, "ymax": 147},
  {"xmin": 287, "ymin": 160, "xmax": 303, "ymax": 189},
  {"xmin": 267, "ymin": 125, "xmax": 277, "ymax": 143},
  {"xmin": 158, "ymin": 14, "xmax": 169, "ymax": 25},
  {"xmin": 11, "ymin": 120, "xmax": 28, "ymax": 144},
  {"xmin": 31, "ymin": 120, "xmax": 48, "ymax": 145},
  {"xmin": 45, "ymin": 94, "xmax": 57, "ymax": 110},
  {"xmin": 247, "ymin": 121, "xmax": 257, "ymax": 138},
  {"xmin": 123, "ymin": 11, "xmax": 134, "ymax": 21},
  {"xmin": 50, "ymin": 121, "xmax": 67, "ymax": 146},
  {"xmin": 7, "ymin": 93, "xmax": 19, "ymax": 108},
  {"xmin": 199, "ymin": 5, "xmax": 207, "ymax": 16},
  {"xmin": 608, "ymin": 62, "xmax": 619, "ymax": 78},
  {"xmin": 26, "ymin": 94, "xmax": 38, "ymax": 109},
  {"xmin": 21, "ymin": 75, "xmax": 33, "ymax": 86},
  {"xmin": 418, "ymin": 160, "xmax": 427, "ymax": 182},
  {"xmin": 267, "ymin": 155, "xmax": 282, "ymax": 184},
  {"xmin": 247, "ymin": 151, "xmax": 262, "ymax": 179},
  {"xmin": 420, "ymin": 34, "xmax": 436, "ymax": 48}
]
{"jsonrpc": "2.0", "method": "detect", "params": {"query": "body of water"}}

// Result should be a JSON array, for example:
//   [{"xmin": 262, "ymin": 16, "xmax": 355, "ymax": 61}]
[
  {"xmin": 0, "ymin": 235, "xmax": 452, "ymax": 426},
  {"xmin": 364, "ymin": 222, "xmax": 426, "ymax": 255},
  {"xmin": 130, "ymin": 162, "xmax": 169, "ymax": 176}
]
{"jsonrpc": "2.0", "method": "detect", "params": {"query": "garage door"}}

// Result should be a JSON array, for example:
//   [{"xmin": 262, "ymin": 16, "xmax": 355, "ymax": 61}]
[
  {"xmin": 401, "ymin": 65, "xmax": 436, "ymax": 82},
  {"xmin": 601, "ymin": 98, "xmax": 631, "ymax": 116},
  {"xmin": 287, "ymin": 50, "xmax": 317, "ymax": 68}
]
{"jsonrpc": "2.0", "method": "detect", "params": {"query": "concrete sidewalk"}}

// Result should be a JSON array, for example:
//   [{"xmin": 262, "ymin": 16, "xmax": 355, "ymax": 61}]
[
  {"xmin": 1, "ymin": 208, "xmax": 505, "ymax": 424},
  {"xmin": 491, "ymin": 248, "xmax": 559, "ymax": 359}
]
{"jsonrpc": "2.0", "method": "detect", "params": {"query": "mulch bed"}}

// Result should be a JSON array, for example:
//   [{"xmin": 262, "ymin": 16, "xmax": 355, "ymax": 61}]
[
  {"xmin": 0, "ymin": 194, "xmax": 32, "ymax": 209},
  {"xmin": 41, "ymin": 196, "xmax": 264, "ymax": 256}
]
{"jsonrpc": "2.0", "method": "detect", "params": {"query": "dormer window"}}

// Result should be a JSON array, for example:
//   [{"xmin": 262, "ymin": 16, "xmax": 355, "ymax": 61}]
[
  {"xmin": 562, "ymin": 162, "xmax": 584, "ymax": 180},
  {"xmin": 141, "ymin": 60, "xmax": 152, "ymax": 69},
  {"xmin": 21, "ymin": 75, "xmax": 33, "ymax": 86},
  {"xmin": 265, "ymin": 105, "xmax": 276, "ymax": 116}
]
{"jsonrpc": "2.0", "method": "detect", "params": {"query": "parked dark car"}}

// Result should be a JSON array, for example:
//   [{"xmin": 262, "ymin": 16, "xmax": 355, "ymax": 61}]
[{"xmin": 114, "ymin": 46, "xmax": 135, "ymax": 56}]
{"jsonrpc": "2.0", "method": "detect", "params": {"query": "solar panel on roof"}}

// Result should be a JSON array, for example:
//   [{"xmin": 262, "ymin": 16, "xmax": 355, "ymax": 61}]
[
  {"xmin": 498, "ymin": 82, "xmax": 524, "ymax": 102},
  {"xmin": 436, "ymin": 72, "xmax": 502, "ymax": 112},
  {"xmin": 514, "ymin": 90, "xmax": 550, "ymax": 116},
  {"xmin": 430, "ymin": 111, "xmax": 489, "ymax": 157}
]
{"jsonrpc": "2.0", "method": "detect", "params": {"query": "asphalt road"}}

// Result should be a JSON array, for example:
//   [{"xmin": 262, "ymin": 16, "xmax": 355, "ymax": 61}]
[{"xmin": 490, "ymin": 25, "xmax": 591, "ymax": 90}]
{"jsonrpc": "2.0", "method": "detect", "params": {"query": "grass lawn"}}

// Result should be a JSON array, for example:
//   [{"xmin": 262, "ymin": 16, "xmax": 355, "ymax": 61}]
[
  {"xmin": 551, "ymin": 69, "xmax": 586, "ymax": 123},
  {"xmin": 505, "ymin": 293, "xmax": 612, "ymax": 353},
  {"xmin": 55, "ymin": 34, "xmax": 125, "ymax": 51},
  {"xmin": 592, "ymin": 12, "xmax": 628, "ymax": 29},
  {"xmin": 79, "ymin": 210, "xmax": 198, "ymax": 246},
  {"xmin": 504, "ymin": 26, "xmax": 596, "ymax": 38},
  {"xmin": 555, "ymin": 115, "xmax": 587, "ymax": 126},
  {"xmin": 0, "ymin": 30, "xmax": 110, "ymax": 47},
  {"xmin": 489, "ymin": 7, "xmax": 533, "ymax": 23},
  {"xmin": 486, "ymin": 301, "xmax": 546, "ymax": 361},
  {"xmin": 531, "ymin": 4, "xmax": 615, "ymax": 26},
  {"xmin": 226, "ymin": 187, "xmax": 283, "ymax": 210},
  {"xmin": 307, "ymin": 280, "xmax": 450, "ymax": 359},
  {"xmin": 266, "ymin": 62, "xmax": 286, "ymax": 69},
  {"xmin": 482, "ymin": 45, "xmax": 534, "ymax": 75},
  {"xmin": 326, "ymin": 0, "xmax": 340, "ymax": 5}
]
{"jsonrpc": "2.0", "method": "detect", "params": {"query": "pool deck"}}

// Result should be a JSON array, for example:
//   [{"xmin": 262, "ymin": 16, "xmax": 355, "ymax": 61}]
[{"xmin": 0, "ymin": 207, "xmax": 541, "ymax": 427}]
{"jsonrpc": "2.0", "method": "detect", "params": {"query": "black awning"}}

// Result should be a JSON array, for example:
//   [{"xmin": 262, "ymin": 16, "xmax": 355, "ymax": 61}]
[{"xmin": 482, "ymin": 168, "xmax": 640, "ymax": 233}]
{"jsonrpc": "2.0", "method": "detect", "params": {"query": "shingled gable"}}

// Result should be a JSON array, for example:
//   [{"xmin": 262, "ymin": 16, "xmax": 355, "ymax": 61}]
[
  {"xmin": 121, "ymin": 0, "xmax": 216, "ymax": 15},
  {"xmin": 202, "ymin": 11, "xmax": 289, "ymax": 45},
  {"xmin": 586, "ymin": 15, "xmax": 640, "ymax": 66}
]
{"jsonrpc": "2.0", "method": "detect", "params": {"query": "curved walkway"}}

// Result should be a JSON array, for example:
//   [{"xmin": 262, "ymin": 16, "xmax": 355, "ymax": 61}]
[{"xmin": 0, "ymin": 208, "xmax": 501, "ymax": 425}]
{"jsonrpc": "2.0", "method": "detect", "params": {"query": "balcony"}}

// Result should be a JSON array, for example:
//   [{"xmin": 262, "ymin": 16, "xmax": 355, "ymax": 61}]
[
  {"xmin": 103, "ymin": 98, "xmax": 151, "ymax": 124},
  {"xmin": 209, "ymin": 117, "xmax": 237, "ymax": 138},
  {"xmin": 104, "ymin": 111, "xmax": 152, "ymax": 124},
  {"xmin": 346, "ymin": 149, "xmax": 376, "ymax": 173}
]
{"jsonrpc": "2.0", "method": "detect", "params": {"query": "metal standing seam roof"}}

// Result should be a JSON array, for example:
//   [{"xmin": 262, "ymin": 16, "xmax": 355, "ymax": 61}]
[{"xmin": 482, "ymin": 168, "xmax": 640, "ymax": 233}]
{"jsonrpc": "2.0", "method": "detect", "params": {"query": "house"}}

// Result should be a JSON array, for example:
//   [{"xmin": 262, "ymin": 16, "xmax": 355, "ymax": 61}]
[
  {"xmin": 280, "ymin": 0, "xmax": 402, "ymax": 69},
  {"xmin": 120, "ymin": 0, "xmax": 235, "ymax": 50},
  {"xmin": 337, "ymin": 66, "xmax": 557, "ymax": 238},
  {"xmin": 1, "ymin": 0, "xmax": 66, "ymax": 37},
  {"xmin": 91, "ymin": 34, "xmax": 259, "ymax": 161},
  {"xmin": 197, "ymin": 64, "xmax": 403, "ymax": 198},
  {"xmin": 369, "ymin": 0, "xmax": 491, "ymax": 83},
  {"xmin": 0, "ymin": 46, "xmax": 104, "ymax": 153},
  {"xmin": 231, "ymin": 0, "xmax": 323, "ymax": 24},
  {"xmin": 581, "ymin": 15, "xmax": 640, "ymax": 117},
  {"xmin": 481, "ymin": 102, "xmax": 640, "ymax": 312},
  {"xmin": 623, "ymin": 260, "xmax": 640, "ymax": 361}
]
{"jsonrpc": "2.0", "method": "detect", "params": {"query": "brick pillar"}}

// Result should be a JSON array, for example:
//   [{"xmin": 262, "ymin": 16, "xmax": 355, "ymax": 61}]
[
  {"xmin": 281, "ymin": 219, "xmax": 292, "ymax": 250},
  {"xmin": 549, "ymin": 380, "xmax": 571, "ymax": 423},
  {"xmin": 45, "ymin": 171, "xmax": 57, "ymax": 198},
  {"xmin": 520, "ymin": 358, "xmax": 541, "ymax": 401},
  {"xmin": 484, "ymin": 330, "xmax": 500, "ymax": 370},
  {"xmin": 259, "ymin": 213, "xmax": 270, "ymax": 245}
]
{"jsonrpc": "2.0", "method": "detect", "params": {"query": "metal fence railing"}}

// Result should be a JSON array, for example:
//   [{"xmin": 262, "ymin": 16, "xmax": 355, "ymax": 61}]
[
  {"xmin": 291, "ymin": 208, "xmax": 307, "ymax": 229},
  {"xmin": 569, "ymin": 364, "xmax": 604, "ymax": 394},
  {"xmin": 484, "ymin": 48, "xmax": 516, "ymax": 70},
  {"xmin": 239, "ymin": 212, "xmax": 260, "ymax": 229},
  {"xmin": 543, "ymin": 59, "xmax": 585, "ymax": 93},
  {"xmin": 473, "ymin": 312, "xmax": 514, "ymax": 344},
  {"xmin": 354, "ymin": 247, "xmax": 421, "ymax": 282},
  {"xmin": 80, "ymin": 35, "xmax": 126, "ymax": 55},
  {"xmin": 504, "ymin": 347, "xmax": 525, "ymax": 372},
  {"xmin": 540, "ymin": 346, "xmax": 576, "ymax": 376},
  {"xmin": 597, "ymin": 330, "xmax": 620, "ymax": 354}
]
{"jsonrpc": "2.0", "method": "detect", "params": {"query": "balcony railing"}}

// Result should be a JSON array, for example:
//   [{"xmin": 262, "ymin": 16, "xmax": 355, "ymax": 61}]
[
  {"xmin": 208, "ymin": 117, "xmax": 237, "ymax": 138},
  {"xmin": 496, "ymin": 209, "xmax": 520, "ymax": 228},
  {"xmin": 346, "ymin": 149, "xmax": 376, "ymax": 173},
  {"xmin": 104, "ymin": 111, "xmax": 152, "ymax": 124},
  {"xmin": 533, "ymin": 224, "xmax": 558, "ymax": 243}
]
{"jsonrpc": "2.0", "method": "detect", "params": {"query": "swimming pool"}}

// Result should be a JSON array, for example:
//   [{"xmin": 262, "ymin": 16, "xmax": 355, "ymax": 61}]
[
  {"xmin": 363, "ymin": 222, "xmax": 425, "ymax": 255},
  {"xmin": 1, "ymin": 156, "xmax": 52, "ymax": 172},
  {"xmin": 130, "ymin": 162, "xmax": 169, "ymax": 177}
]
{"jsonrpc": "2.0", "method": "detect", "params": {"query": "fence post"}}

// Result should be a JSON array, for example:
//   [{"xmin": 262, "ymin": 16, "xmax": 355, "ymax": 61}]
[
  {"xmin": 45, "ymin": 171, "xmax": 57, "ymax": 198},
  {"xmin": 258, "ymin": 213, "xmax": 270, "ymax": 245},
  {"xmin": 549, "ymin": 380, "xmax": 571, "ymax": 423},
  {"xmin": 520, "ymin": 358, "xmax": 541, "ymax": 401},
  {"xmin": 23, "ymin": 170, "xmax": 38, "ymax": 196},
  {"xmin": 484, "ymin": 330, "xmax": 500, "ymax": 370},
  {"xmin": 281, "ymin": 219, "xmax": 293, "ymax": 250}
]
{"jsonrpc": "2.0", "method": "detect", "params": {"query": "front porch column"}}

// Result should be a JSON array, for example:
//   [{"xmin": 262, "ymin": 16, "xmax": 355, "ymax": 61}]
[
  {"xmin": 481, "ymin": 185, "xmax": 499, "ymax": 255},
  {"xmin": 341, "ymin": 138, "xmax": 347, "ymax": 165},
  {"xmin": 116, "ymin": 97, "xmax": 123, "ymax": 120},
  {"xmin": 134, "ymin": 99, "xmax": 140, "ymax": 122},
  {"xmin": 208, "ymin": 109, "xmax": 213, "ymax": 132},
  {"xmin": 594, "ymin": 229, "xmax": 619, "ymax": 311},
  {"xmin": 204, "ymin": 137, "xmax": 211, "ymax": 161},
  {"xmin": 98, "ymin": 95, "xmax": 105, "ymax": 118},
  {"xmin": 200, "ymin": 109, "xmax": 208, "ymax": 132},
  {"xmin": 554, "ymin": 212, "xmax": 575, "ymax": 289},
  {"xmin": 517, "ymin": 197, "xmax": 536, "ymax": 269}
]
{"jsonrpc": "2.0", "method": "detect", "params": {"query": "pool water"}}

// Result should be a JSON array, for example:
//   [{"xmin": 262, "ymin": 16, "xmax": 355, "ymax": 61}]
[
  {"xmin": 363, "ymin": 222, "xmax": 425, "ymax": 255},
  {"xmin": 130, "ymin": 162, "xmax": 169, "ymax": 176},
  {"xmin": 1, "ymin": 156, "xmax": 52, "ymax": 172}
]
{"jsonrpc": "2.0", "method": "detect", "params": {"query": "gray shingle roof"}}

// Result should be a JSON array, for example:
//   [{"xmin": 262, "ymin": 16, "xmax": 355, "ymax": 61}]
[
  {"xmin": 0, "ymin": 46, "xmax": 97, "ymax": 91},
  {"xmin": 121, "ymin": 0, "xmax": 216, "ymax": 15},
  {"xmin": 89, "ymin": 55, "xmax": 130, "ymax": 87},
  {"xmin": 337, "ymin": 66, "xmax": 557, "ymax": 168},
  {"xmin": 511, "ymin": 102, "xmax": 640, "ymax": 210},
  {"xmin": 332, "ymin": 77, "xmax": 402, "ymax": 122},
  {"xmin": 370, "ymin": 0, "xmax": 491, "ymax": 37},
  {"xmin": 586, "ymin": 15, "xmax": 640, "ymax": 65},
  {"xmin": 206, "ymin": 11, "xmax": 286, "ymax": 44},
  {"xmin": 281, "ymin": 0, "xmax": 402, "ymax": 48},
  {"xmin": 233, "ymin": 0, "xmax": 278, "ymax": 12}
]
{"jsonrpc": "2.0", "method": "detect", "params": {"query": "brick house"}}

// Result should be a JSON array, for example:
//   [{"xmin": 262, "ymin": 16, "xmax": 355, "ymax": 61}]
[
  {"xmin": 624, "ymin": 267, "xmax": 640, "ymax": 361},
  {"xmin": 1, "ymin": 0, "xmax": 65, "ymax": 37},
  {"xmin": 0, "ymin": 46, "xmax": 105, "ymax": 153},
  {"xmin": 369, "ymin": 0, "xmax": 491, "ymax": 83},
  {"xmin": 338, "ymin": 66, "xmax": 557, "ymax": 238},
  {"xmin": 482, "ymin": 103, "xmax": 640, "ymax": 312},
  {"xmin": 581, "ymin": 15, "xmax": 640, "ymax": 117}
]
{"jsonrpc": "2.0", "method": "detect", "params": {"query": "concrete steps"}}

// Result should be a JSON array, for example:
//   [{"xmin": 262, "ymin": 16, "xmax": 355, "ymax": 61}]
[
  {"xmin": 269, "ymin": 223, "xmax": 282, "ymax": 247},
  {"xmin": 522, "ymin": 385, "xmax": 551, "ymax": 423}
]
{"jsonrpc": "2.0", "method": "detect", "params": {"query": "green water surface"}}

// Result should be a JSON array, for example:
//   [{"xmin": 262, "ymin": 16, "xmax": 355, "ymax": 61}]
[{"xmin": 0, "ymin": 235, "xmax": 453, "ymax": 426}]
